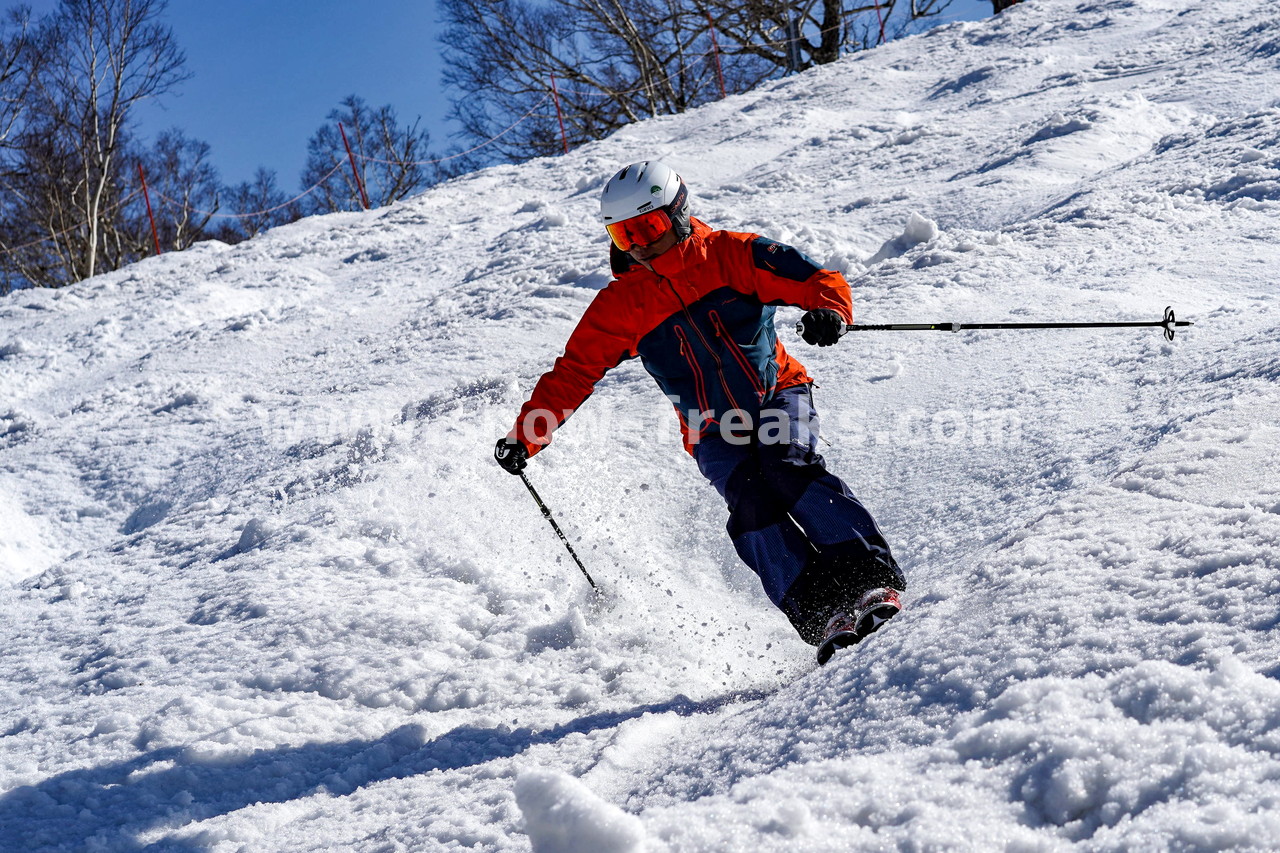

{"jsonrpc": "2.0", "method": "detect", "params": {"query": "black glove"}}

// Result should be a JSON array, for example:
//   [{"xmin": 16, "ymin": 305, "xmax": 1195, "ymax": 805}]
[
  {"xmin": 494, "ymin": 438, "xmax": 528, "ymax": 474},
  {"xmin": 798, "ymin": 308, "xmax": 847, "ymax": 346}
]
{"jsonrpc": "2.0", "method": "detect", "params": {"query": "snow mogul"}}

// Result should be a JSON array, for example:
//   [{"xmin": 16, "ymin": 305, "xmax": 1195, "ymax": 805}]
[{"xmin": 495, "ymin": 161, "xmax": 905, "ymax": 665}]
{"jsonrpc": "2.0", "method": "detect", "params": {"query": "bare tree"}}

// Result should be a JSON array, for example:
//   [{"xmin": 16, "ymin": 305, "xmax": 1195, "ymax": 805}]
[
  {"xmin": 1, "ymin": 108, "xmax": 86, "ymax": 290},
  {"xmin": 2, "ymin": 9, "xmax": 37, "ymax": 293},
  {"xmin": 441, "ymin": 0, "xmax": 764, "ymax": 161},
  {"xmin": 441, "ymin": 0, "xmax": 952, "ymax": 161},
  {"xmin": 1, "ymin": 6, "xmax": 40, "ymax": 153},
  {"xmin": 694, "ymin": 0, "xmax": 951, "ymax": 71},
  {"xmin": 137, "ymin": 128, "xmax": 220, "ymax": 251},
  {"xmin": 2, "ymin": 2, "xmax": 303, "ymax": 292},
  {"xmin": 17, "ymin": 0, "xmax": 187, "ymax": 285},
  {"xmin": 300, "ymin": 95, "xmax": 440, "ymax": 214},
  {"xmin": 215, "ymin": 167, "xmax": 302, "ymax": 244}
]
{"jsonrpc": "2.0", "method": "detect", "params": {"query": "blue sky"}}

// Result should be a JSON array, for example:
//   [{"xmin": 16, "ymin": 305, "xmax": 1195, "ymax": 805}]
[
  {"xmin": 23, "ymin": 0, "xmax": 450, "ymax": 187},
  {"xmin": 136, "ymin": 0, "xmax": 450, "ymax": 187},
  {"xmin": 19, "ymin": 0, "xmax": 994, "ymax": 189}
]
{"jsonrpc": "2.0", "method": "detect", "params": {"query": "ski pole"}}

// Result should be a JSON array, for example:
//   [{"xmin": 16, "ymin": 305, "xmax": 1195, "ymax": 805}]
[
  {"xmin": 519, "ymin": 471, "xmax": 600, "ymax": 595},
  {"xmin": 800, "ymin": 306, "xmax": 1193, "ymax": 342}
]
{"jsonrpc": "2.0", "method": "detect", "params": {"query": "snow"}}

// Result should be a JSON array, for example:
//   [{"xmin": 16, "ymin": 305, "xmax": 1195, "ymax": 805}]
[
  {"xmin": 516, "ymin": 769, "xmax": 644, "ymax": 853},
  {"xmin": 0, "ymin": 487, "xmax": 58, "ymax": 583},
  {"xmin": 3, "ymin": 0, "xmax": 1280, "ymax": 849},
  {"xmin": 866, "ymin": 211, "xmax": 940, "ymax": 264}
]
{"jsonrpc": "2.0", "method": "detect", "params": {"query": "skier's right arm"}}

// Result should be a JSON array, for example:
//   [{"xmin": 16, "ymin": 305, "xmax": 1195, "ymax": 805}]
[{"xmin": 504, "ymin": 287, "xmax": 637, "ymax": 459}]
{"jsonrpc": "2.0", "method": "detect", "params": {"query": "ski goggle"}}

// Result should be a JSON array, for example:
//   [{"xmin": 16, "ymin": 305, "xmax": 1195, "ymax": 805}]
[{"xmin": 605, "ymin": 208, "xmax": 673, "ymax": 251}]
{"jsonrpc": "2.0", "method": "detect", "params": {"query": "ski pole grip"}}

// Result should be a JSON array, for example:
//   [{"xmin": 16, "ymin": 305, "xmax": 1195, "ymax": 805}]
[{"xmin": 794, "ymin": 313, "xmax": 849, "ymax": 339}]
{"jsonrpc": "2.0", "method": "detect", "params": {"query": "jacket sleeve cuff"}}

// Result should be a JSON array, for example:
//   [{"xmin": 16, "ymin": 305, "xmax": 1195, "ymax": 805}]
[{"xmin": 507, "ymin": 428, "xmax": 545, "ymax": 458}]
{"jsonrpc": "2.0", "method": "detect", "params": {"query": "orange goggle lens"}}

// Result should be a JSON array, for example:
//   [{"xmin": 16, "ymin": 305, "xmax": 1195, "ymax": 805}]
[{"xmin": 605, "ymin": 209, "xmax": 673, "ymax": 250}]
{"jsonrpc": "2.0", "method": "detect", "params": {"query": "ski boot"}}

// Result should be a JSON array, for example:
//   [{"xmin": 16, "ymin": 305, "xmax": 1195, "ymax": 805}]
[{"xmin": 815, "ymin": 587, "xmax": 902, "ymax": 666}]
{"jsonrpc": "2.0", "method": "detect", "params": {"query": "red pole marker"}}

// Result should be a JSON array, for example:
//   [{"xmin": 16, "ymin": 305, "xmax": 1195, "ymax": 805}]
[
  {"xmin": 138, "ymin": 164, "xmax": 162, "ymax": 255},
  {"xmin": 550, "ymin": 73, "xmax": 569, "ymax": 155},
  {"xmin": 706, "ymin": 14, "xmax": 726, "ymax": 99},
  {"xmin": 339, "ymin": 122, "xmax": 371, "ymax": 210}
]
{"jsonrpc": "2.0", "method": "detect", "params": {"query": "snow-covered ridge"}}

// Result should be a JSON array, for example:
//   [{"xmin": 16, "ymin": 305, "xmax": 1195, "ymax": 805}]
[{"xmin": 3, "ymin": 0, "xmax": 1280, "ymax": 849}]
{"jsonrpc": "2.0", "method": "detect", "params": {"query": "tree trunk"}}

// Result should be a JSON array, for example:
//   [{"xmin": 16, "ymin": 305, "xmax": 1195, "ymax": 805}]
[{"xmin": 813, "ymin": 0, "xmax": 843, "ymax": 65}]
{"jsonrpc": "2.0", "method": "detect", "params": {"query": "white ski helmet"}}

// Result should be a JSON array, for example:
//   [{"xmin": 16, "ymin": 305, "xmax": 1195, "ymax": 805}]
[{"xmin": 600, "ymin": 161, "xmax": 692, "ymax": 244}]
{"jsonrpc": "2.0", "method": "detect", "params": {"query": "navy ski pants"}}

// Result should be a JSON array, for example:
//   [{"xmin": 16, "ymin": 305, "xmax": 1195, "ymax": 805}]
[{"xmin": 693, "ymin": 384, "xmax": 904, "ymax": 644}]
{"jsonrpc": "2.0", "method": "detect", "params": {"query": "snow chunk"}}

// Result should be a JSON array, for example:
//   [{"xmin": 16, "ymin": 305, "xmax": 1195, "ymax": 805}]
[
  {"xmin": 526, "ymin": 609, "xmax": 586, "ymax": 653},
  {"xmin": 866, "ymin": 212, "xmax": 940, "ymax": 265},
  {"xmin": 0, "ymin": 409, "xmax": 33, "ymax": 438},
  {"xmin": 901, "ymin": 212, "xmax": 940, "ymax": 244},
  {"xmin": 151, "ymin": 390, "xmax": 202, "ymax": 415},
  {"xmin": 0, "ymin": 339, "xmax": 30, "ymax": 358},
  {"xmin": 0, "ymin": 488, "xmax": 58, "ymax": 582},
  {"xmin": 1026, "ymin": 112, "xmax": 1095, "ymax": 144},
  {"xmin": 536, "ymin": 209, "xmax": 569, "ymax": 229},
  {"xmin": 516, "ymin": 768, "xmax": 645, "ymax": 853},
  {"xmin": 235, "ymin": 517, "xmax": 273, "ymax": 554}
]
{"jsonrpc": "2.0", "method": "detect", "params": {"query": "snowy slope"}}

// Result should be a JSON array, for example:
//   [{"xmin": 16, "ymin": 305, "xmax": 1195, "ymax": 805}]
[{"xmin": 3, "ymin": 0, "xmax": 1280, "ymax": 849}]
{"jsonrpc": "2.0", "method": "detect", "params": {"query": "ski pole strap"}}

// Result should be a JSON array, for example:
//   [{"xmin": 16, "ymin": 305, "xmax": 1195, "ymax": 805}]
[
  {"xmin": 519, "ymin": 471, "xmax": 600, "ymax": 594},
  {"xmin": 823, "ymin": 307, "xmax": 1192, "ymax": 342}
]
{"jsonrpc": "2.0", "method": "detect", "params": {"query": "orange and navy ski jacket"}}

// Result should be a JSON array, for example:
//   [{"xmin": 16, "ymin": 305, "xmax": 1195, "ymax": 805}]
[{"xmin": 509, "ymin": 218, "xmax": 854, "ymax": 456}]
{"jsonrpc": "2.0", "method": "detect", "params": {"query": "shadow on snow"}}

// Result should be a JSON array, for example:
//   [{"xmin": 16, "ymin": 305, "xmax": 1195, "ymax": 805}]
[{"xmin": 0, "ymin": 689, "xmax": 770, "ymax": 851}]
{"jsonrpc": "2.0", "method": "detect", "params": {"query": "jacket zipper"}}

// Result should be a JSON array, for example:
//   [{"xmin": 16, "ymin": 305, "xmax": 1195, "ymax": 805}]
[
  {"xmin": 660, "ymin": 278, "xmax": 744, "ymax": 413},
  {"xmin": 709, "ymin": 310, "xmax": 766, "ymax": 401},
  {"xmin": 674, "ymin": 325, "xmax": 712, "ymax": 418}
]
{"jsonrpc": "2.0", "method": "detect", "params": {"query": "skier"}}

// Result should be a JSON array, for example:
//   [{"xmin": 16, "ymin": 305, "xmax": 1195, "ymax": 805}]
[{"xmin": 494, "ymin": 161, "xmax": 905, "ymax": 665}]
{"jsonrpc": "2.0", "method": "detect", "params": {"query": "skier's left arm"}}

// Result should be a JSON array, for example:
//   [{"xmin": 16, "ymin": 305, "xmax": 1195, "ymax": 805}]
[{"xmin": 732, "ymin": 235, "xmax": 853, "ymax": 341}]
